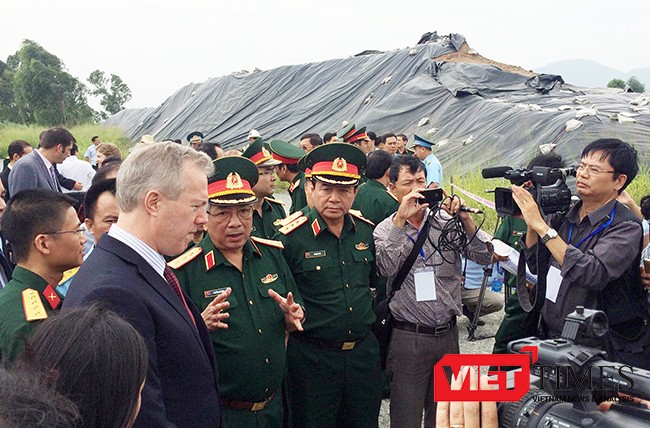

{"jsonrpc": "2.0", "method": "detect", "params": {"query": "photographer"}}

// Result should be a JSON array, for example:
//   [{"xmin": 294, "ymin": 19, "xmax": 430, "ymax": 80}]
[
  {"xmin": 512, "ymin": 138, "xmax": 649, "ymax": 369},
  {"xmin": 374, "ymin": 156, "xmax": 493, "ymax": 427}
]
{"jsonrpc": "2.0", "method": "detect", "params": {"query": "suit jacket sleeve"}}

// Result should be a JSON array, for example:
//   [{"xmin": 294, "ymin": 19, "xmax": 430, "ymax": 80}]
[
  {"xmin": 77, "ymin": 285, "xmax": 178, "ymax": 428},
  {"xmin": 8, "ymin": 162, "xmax": 38, "ymax": 196},
  {"xmin": 56, "ymin": 169, "xmax": 76, "ymax": 190}
]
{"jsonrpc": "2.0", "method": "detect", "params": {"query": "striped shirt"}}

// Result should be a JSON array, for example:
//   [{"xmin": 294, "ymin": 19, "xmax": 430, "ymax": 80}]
[{"xmin": 108, "ymin": 224, "xmax": 166, "ymax": 279}]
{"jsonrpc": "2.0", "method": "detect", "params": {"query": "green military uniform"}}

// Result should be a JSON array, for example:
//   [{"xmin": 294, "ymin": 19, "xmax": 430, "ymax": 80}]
[
  {"xmin": 288, "ymin": 172, "xmax": 307, "ymax": 214},
  {"xmin": 275, "ymin": 143, "xmax": 381, "ymax": 428},
  {"xmin": 252, "ymin": 197, "xmax": 287, "ymax": 239},
  {"xmin": 174, "ymin": 236, "xmax": 300, "ymax": 427},
  {"xmin": 492, "ymin": 215, "xmax": 534, "ymax": 354},
  {"xmin": 0, "ymin": 266, "xmax": 63, "ymax": 361},
  {"xmin": 351, "ymin": 179, "xmax": 399, "ymax": 226}
]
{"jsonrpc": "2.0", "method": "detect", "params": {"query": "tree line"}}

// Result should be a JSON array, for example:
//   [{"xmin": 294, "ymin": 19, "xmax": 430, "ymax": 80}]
[{"xmin": 0, "ymin": 40, "xmax": 132, "ymax": 126}]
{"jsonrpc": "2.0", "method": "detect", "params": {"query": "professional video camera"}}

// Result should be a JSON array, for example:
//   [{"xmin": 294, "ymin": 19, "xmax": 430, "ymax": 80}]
[
  {"xmin": 481, "ymin": 165, "xmax": 575, "ymax": 217},
  {"xmin": 498, "ymin": 307, "xmax": 650, "ymax": 427}
]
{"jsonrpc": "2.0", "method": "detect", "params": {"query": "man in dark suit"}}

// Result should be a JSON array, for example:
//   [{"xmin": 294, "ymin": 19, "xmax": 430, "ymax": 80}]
[
  {"xmin": 0, "ymin": 179, "xmax": 13, "ymax": 288},
  {"xmin": 64, "ymin": 141, "xmax": 221, "ymax": 427},
  {"xmin": 8, "ymin": 128, "xmax": 74, "ymax": 195},
  {"xmin": 1, "ymin": 140, "xmax": 33, "ymax": 201}
]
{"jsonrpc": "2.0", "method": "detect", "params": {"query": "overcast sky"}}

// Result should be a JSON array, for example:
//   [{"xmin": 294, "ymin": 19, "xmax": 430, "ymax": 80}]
[{"xmin": 1, "ymin": 0, "xmax": 648, "ymax": 109}]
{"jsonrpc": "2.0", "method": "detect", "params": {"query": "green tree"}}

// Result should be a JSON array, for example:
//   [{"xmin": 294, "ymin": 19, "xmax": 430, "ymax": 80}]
[
  {"xmin": 9, "ymin": 40, "xmax": 93, "ymax": 126},
  {"xmin": 0, "ymin": 60, "xmax": 18, "ymax": 123},
  {"xmin": 87, "ymin": 70, "xmax": 132, "ymax": 120},
  {"xmin": 626, "ymin": 76, "xmax": 645, "ymax": 93},
  {"xmin": 607, "ymin": 78, "xmax": 625, "ymax": 89}
]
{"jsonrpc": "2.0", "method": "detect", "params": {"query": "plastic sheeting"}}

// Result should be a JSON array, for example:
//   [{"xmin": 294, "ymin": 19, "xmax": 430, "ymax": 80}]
[{"xmin": 104, "ymin": 33, "xmax": 650, "ymax": 172}]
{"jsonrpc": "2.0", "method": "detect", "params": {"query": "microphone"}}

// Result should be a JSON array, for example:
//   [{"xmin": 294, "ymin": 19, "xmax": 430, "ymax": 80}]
[
  {"xmin": 460, "ymin": 207, "xmax": 483, "ymax": 214},
  {"xmin": 481, "ymin": 166, "xmax": 512, "ymax": 179}
]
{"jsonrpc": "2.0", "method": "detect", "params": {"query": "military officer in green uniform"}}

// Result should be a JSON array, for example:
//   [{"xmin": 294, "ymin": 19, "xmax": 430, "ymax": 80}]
[
  {"xmin": 269, "ymin": 140, "xmax": 307, "ymax": 214},
  {"xmin": 352, "ymin": 150, "xmax": 399, "ymax": 226},
  {"xmin": 0, "ymin": 190, "xmax": 85, "ymax": 361},
  {"xmin": 171, "ymin": 156, "xmax": 304, "ymax": 428},
  {"xmin": 242, "ymin": 139, "xmax": 287, "ymax": 238},
  {"xmin": 275, "ymin": 143, "xmax": 382, "ymax": 428},
  {"xmin": 339, "ymin": 123, "xmax": 372, "ymax": 183}
]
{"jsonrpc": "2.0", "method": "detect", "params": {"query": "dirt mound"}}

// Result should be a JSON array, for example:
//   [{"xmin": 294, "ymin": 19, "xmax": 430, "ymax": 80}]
[{"xmin": 433, "ymin": 42, "xmax": 536, "ymax": 77}]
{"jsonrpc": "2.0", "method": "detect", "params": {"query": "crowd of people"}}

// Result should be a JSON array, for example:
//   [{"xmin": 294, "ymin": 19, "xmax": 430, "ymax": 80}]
[{"xmin": 0, "ymin": 124, "xmax": 649, "ymax": 428}]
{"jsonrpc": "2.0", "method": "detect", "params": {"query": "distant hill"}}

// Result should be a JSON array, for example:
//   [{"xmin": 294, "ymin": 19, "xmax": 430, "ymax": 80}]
[{"xmin": 535, "ymin": 59, "xmax": 649, "ymax": 90}]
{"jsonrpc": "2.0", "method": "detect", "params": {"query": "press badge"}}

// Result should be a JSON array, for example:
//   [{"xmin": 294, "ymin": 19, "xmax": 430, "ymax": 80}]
[
  {"xmin": 414, "ymin": 267, "xmax": 437, "ymax": 302},
  {"xmin": 545, "ymin": 266, "xmax": 562, "ymax": 303}
]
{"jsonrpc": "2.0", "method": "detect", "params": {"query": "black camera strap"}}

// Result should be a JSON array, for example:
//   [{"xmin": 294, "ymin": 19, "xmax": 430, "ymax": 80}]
[{"xmin": 389, "ymin": 217, "xmax": 431, "ymax": 299}]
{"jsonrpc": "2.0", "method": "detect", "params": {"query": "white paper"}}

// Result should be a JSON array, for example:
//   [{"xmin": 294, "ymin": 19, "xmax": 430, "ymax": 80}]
[
  {"xmin": 414, "ymin": 268, "xmax": 437, "ymax": 302},
  {"xmin": 545, "ymin": 266, "xmax": 563, "ymax": 303},
  {"xmin": 491, "ymin": 239, "xmax": 538, "ymax": 285}
]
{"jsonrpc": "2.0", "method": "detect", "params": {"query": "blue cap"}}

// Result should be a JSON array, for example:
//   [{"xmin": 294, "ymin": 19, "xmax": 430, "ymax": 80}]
[{"xmin": 413, "ymin": 134, "xmax": 434, "ymax": 149}]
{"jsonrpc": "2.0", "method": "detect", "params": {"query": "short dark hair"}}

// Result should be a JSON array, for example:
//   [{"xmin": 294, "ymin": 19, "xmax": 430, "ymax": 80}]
[
  {"xmin": 581, "ymin": 138, "xmax": 638, "ymax": 191},
  {"xmin": 640, "ymin": 195, "xmax": 650, "ymax": 220},
  {"xmin": 527, "ymin": 153, "xmax": 565, "ymax": 169},
  {"xmin": 366, "ymin": 150, "xmax": 393, "ymax": 180},
  {"xmin": 300, "ymin": 134, "xmax": 323, "ymax": 148},
  {"xmin": 91, "ymin": 136, "xmax": 99, "ymax": 143},
  {"xmin": 84, "ymin": 179, "xmax": 117, "ymax": 221},
  {"xmin": 70, "ymin": 143, "xmax": 79, "ymax": 156},
  {"xmin": 40, "ymin": 127, "xmax": 74, "ymax": 150},
  {"xmin": 323, "ymin": 132, "xmax": 337, "ymax": 143},
  {"xmin": 0, "ymin": 368, "xmax": 81, "ymax": 427},
  {"xmin": 7, "ymin": 140, "xmax": 31, "ymax": 159},
  {"xmin": 92, "ymin": 158, "xmax": 122, "ymax": 185},
  {"xmin": 19, "ymin": 305, "xmax": 148, "ymax": 428},
  {"xmin": 396, "ymin": 134, "xmax": 408, "ymax": 142},
  {"xmin": 199, "ymin": 143, "xmax": 218, "ymax": 160},
  {"xmin": 389, "ymin": 154, "xmax": 426, "ymax": 183},
  {"xmin": 382, "ymin": 133, "xmax": 396, "ymax": 141},
  {"xmin": 2, "ymin": 190, "xmax": 76, "ymax": 262}
]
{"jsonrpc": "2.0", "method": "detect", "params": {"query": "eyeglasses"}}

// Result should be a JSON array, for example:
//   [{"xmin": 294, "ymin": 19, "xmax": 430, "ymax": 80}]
[
  {"xmin": 45, "ymin": 228, "xmax": 86, "ymax": 237},
  {"xmin": 207, "ymin": 206, "xmax": 254, "ymax": 221},
  {"xmin": 258, "ymin": 170, "xmax": 276, "ymax": 177},
  {"xmin": 576, "ymin": 163, "xmax": 615, "ymax": 176}
]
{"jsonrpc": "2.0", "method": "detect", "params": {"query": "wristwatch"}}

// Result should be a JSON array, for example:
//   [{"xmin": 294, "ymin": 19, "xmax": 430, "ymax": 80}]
[{"xmin": 540, "ymin": 228, "xmax": 558, "ymax": 244}]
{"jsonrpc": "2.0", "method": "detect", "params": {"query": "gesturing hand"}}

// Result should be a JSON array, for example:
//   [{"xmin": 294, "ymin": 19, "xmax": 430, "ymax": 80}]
[
  {"xmin": 268, "ymin": 289, "xmax": 304, "ymax": 332},
  {"xmin": 394, "ymin": 188, "xmax": 428, "ymax": 228},
  {"xmin": 201, "ymin": 287, "xmax": 231, "ymax": 332}
]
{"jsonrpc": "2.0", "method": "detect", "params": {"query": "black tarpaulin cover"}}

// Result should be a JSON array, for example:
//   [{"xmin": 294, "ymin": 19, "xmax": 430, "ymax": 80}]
[{"xmin": 104, "ymin": 33, "xmax": 650, "ymax": 171}]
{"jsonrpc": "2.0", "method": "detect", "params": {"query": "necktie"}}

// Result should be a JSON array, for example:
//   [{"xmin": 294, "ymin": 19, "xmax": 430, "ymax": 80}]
[
  {"xmin": 49, "ymin": 165, "xmax": 60, "ymax": 191},
  {"xmin": 163, "ymin": 265, "xmax": 197, "ymax": 327}
]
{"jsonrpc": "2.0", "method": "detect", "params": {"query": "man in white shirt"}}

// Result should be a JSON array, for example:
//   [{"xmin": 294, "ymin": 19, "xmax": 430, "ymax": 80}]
[
  {"xmin": 84, "ymin": 136, "xmax": 100, "ymax": 168},
  {"xmin": 58, "ymin": 144, "xmax": 95, "ymax": 192}
]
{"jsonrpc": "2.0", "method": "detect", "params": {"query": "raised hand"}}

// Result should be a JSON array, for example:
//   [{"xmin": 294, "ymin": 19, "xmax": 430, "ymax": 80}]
[
  {"xmin": 268, "ymin": 289, "xmax": 304, "ymax": 332},
  {"xmin": 201, "ymin": 287, "xmax": 231, "ymax": 332}
]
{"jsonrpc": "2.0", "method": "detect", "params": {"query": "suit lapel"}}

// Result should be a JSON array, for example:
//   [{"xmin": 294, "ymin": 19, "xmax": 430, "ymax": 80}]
[
  {"xmin": 32, "ymin": 151, "xmax": 57, "ymax": 192},
  {"xmin": 99, "ymin": 236, "xmax": 208, "ymax": 353}
]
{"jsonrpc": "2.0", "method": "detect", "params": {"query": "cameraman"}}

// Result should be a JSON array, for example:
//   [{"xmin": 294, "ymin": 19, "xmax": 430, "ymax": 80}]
[
  {"xmin": 512, "ymin": 138, "xmax": 649, "ymax": 369},
  {"xmin": 374, "ymin": 156, "xmax": 493, "ymax": 427}
]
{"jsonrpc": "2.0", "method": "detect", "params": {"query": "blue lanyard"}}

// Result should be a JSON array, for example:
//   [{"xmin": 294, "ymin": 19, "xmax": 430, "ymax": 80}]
[
  {"xmin": 407, "ymin": 231, "xmax": 427, "ymax": 263},
  {"xmin": 567, "ymin": 205, "xmax": 616, "ymax": 248}
]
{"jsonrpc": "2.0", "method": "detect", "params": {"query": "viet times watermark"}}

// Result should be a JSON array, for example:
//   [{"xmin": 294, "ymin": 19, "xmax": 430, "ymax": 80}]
[{"xmin": 433, "ymin": 346, "xmax": 636, "ymax": 402}]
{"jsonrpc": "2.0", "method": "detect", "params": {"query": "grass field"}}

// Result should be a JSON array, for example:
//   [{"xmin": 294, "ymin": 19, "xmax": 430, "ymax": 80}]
[{"xmin": 0, "ymin": 123, "xmax": 133, "ymax": 158}]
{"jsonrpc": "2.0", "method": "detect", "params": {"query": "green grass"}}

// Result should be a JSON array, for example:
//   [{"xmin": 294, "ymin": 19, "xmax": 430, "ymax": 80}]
[
  {"xmin": 0, "ymin": 123, "xmax": 133, "ymax": 158},
  {"xmin": 446, "ymin": 168, "xmax": 650, "ymax": 234}
]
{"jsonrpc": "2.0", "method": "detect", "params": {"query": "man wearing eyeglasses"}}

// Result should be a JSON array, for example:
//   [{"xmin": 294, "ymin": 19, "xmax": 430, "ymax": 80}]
[
  {"xmin": 513, "ymin": 138, "xmax": 649, "ymax": 369},
  {"xmin": 0, "ymin": 189, "xmax": 85, "ymax": 361},
  {"xmin": 172, "ymin": 156, "xmax": 304, "ymax": 427},
  {"xmin": 242, "ymin": 138, "xmax": 287, "ymax": 239}
]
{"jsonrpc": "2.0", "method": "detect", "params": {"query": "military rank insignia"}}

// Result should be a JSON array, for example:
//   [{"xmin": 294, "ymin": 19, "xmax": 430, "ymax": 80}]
[
  {"xmin": 43, "ymin": 284, "xmax": 61, "ymax": 310},
  {"xmin": 22, "ymin": 288, "xmax": 48, "ymax": 321},
  {"xmin": 260, "ymin": 273, "xmax": 279, "ymax": 284},
  {"xmin": 355, "ymin": 242, "xmax": 369, "ymax": 251},
  {"xmin": 205, "ymin": 250, "xmax": 216, "ymax": 271}
]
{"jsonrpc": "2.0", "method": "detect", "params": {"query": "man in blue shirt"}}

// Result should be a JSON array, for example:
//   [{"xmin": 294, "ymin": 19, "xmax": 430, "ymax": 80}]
[
  {"xmin": 84, "ymin": 136, "xmax": 100, "ymax": 169},
  {"xmin": 412, "ymin": 134, "xmax": 442, "ymax": 188}
]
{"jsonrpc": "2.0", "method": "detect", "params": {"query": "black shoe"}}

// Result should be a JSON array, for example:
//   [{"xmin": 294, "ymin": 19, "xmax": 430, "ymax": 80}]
[{"xmin": 462, "ymin": 305, "xmax": 485, "ymax": 326}]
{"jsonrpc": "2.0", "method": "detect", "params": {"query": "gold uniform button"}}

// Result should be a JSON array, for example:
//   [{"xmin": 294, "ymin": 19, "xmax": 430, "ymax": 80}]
[
  {"xmin": 345, "ymin": 283, "xmax": 350, "ymax": 288},
  {"xmin": 348, "ymin": 330, "xmax": 352, "ymax": 335},
  {"xmin": 316, "ymin": 266, "xmax": 321, "ymax": 271},
  {"xmin": 348, "ymin": 307, "xmax": 353, "ymax": 312},
  {"xmin": 341, "ymin": 261, "xmax": 346, "ymax": 265},
  {"xmin": 258, "ymin": 329, "xmax": 263, "ymax": 334},
  {"xmin": 265, "ymin": 358, "xmax": 270, "ymax": 364},
  {"xmin": 249, "ymin": 300, "xmax": 254, "ymax": 305}
]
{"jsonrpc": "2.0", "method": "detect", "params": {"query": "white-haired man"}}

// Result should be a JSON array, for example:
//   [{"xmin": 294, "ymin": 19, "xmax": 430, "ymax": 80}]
[{"xmin": 63, "ymin": 142, "xmax": 221, "ymax": 427}]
